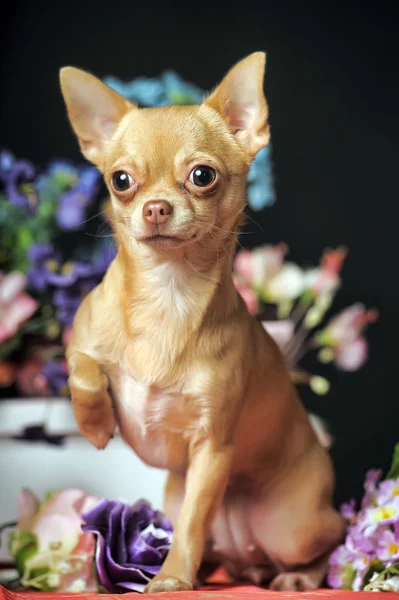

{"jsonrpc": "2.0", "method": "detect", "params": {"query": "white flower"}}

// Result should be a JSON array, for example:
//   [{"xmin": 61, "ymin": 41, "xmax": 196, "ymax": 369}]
[
  {"xmin": 266, "ymin": 263, "xmax": 305, "ymax": 301},
  {"xmin": 66, "ymin": 578, "xmax": 87, "ymax": 593}
]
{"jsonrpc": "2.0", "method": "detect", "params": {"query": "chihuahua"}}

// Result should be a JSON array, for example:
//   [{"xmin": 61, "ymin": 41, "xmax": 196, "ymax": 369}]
[{"xmin": 60, "ymin": 53, "xmax": 344, "ymax": 593}]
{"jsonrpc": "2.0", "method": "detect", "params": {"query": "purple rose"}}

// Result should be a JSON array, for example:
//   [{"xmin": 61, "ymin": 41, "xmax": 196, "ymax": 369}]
[{"xmin": 82, "ymin": 499, "xmax": 173, "ymax": 592}]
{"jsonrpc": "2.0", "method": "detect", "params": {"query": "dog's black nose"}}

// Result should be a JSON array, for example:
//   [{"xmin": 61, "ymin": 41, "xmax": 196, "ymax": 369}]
[{"xmin": 143, "ymin": 200, "xmax": 173, "ymax": 224}]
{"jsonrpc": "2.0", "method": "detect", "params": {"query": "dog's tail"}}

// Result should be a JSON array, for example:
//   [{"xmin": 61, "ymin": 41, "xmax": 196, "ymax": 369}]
[{"xmin": 308, "ymin": 413, "xmax": 333, "ymax": 450}]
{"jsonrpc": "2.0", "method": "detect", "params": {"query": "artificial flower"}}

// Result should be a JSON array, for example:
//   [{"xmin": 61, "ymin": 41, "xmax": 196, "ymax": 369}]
[
  {"xmin": 56, "ymin": 166, "xmax": 100, "ymax": 230},
  {"xmin": 328, "ymin": 443, "xmax": 399, "ymax": 591},
  {"xmin": 9, "ymin": 488, "xmax": 100, "ymax": 592},
  {"xmin": 302, "ymin": 246, "xmax": 347, "ymax": 300},
  {"xmin": 261, "ymin": 320, "xmax": 294, "ymax": 349},
  {"xmin": 82, "ymin": 499, "xmax": 173, "ymax": 592},
  {"xmin": 376, "ymin": 529, "xmax": 399, "ymax": 564},
  {"xmin": 15, "ymin": 357, "xmax": 50, "ymax": 397},
  {"xmin": 234, "ymin": 244, "xmax": 287, "ymax": 291},
  {"xmin": 27, "ymin": 243, "xmax": 59, "ymax": 292},
  {"xmin": 41, "ymin": 360, "xmax": 69, "ymax": 396},
  {"xmin": 0, "ymin": 271, "xmax": 37, "ymax": 344},
  {"xmin": 0, "ymin": 150, "xmax": 36, "ymax": 212},
  {"xmin": 312, "ymin": 303, "xmax": 378, "ymax": 372},
  {"xmin": 264, "ymin": 262, "xmax": 305, "ymax": 303}
]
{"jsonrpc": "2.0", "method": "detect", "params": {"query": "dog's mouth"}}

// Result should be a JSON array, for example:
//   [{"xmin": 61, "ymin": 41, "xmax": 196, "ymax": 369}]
[{"xmin": 140, "ymin": 233, "xmax": 198, "ymax": 247}]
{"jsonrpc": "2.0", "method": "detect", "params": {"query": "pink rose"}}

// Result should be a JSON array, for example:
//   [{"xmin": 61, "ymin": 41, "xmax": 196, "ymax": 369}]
[
  {"xmin": 0, "ymin": 271, "xmax": 37, "ymax": 344},
  {"xmin": 12, "ymin": 488, "xmax": 100, "ymax": 592}
]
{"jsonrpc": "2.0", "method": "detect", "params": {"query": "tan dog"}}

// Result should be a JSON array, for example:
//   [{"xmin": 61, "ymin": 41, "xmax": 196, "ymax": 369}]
[{"xmin": 60, "ymin": 53, "xmax": 344, "ymax": 593}]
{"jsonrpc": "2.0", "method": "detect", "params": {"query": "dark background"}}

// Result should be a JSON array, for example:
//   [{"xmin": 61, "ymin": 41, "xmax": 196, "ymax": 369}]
[{"xmin": 1, "ymin": 1, "xmax": 398, "ymax": 506}]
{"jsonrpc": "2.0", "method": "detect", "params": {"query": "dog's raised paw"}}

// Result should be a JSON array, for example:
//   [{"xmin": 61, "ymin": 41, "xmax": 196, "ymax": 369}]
[
  {"xmin": 269, "ymin": 572, "xmax": 318, "ymax": 591},
  {"xmin": 144, "ymin": 577, "xmax": 193, "ymax": 593}
]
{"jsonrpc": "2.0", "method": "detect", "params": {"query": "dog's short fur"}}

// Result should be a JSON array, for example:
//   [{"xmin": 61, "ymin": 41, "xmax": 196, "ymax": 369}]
[{"xmin": 60, "ymin": 53, "xmax": 345, "ymax": 593}]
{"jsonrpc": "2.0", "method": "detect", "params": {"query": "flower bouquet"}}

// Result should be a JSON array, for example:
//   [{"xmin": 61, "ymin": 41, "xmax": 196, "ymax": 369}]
[
  {"xmin": 233, "ymin": 244, "xmax": 377, "ymax": 396},
  {"xmin": 0, "ymin": 489, "xmax": 172, "ymax": 593},
  {"xmin": 328, "ymin": 443, "xmax": 399, "ymax": 592}
]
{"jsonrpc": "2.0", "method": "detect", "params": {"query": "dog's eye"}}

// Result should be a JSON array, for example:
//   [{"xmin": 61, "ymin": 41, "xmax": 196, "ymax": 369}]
[
  {"xmin": 189, "ymin": 166, "xmax": 216, "ymax": 188},
  {"xmin": 111, "ymin": 171, "xmax": 134, "ymax": 192}
]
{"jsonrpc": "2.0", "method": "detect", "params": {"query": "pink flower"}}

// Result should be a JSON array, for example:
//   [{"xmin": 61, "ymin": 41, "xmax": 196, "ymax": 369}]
[
  {"xmin": 0, "ymin": 271, "xmax": 37, "ymax": 344},
  {"xmin": 303, "ymin": 247, "xmax": 347, "ymax": 297},
  {"xmin": 233, "ymin": 275, "xmax": 259, "ymax": 315},
  {"xmin": 313, "ymin": 303, "xmax": 378, "ymax": 371},
  {"xmin": 261, "ymin": 320, "xmax": 294, "ymax": 349},
  {"xmin": 16, "ymin": 358, "xmax": 50, "ymax": 397},
  {"xmin": 335, "ymin": 337, "xmax": 369, "ymax": 371},
  {"xmin": 233, "ymin": 243, "xmax": 288, "ymax": 289},
  {"xmin": 12, "ymin": 488, "xmax": 100, "ymax": 592}
]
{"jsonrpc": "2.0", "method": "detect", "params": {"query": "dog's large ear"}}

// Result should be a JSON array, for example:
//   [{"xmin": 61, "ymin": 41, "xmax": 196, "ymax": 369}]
[
  {"xmin": 60, "ymin": 67, "xmax": 131, "ymax": 167},
  {"xmin": 205, "ymin": 52, "xmax": 270, "ymax": 157}
]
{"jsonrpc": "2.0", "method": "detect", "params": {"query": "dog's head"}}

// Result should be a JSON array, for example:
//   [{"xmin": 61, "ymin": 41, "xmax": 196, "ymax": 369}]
[{"xmin": 60, "ymin": 53, "xmax": 270, "ymax": 256}]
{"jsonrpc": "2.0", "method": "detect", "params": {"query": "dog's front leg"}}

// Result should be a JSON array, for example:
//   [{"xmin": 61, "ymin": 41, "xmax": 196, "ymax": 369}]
[
  {"xmin": 67, "ymin": 350, "xmax": 116, "ymax": 450},
  {"xmin": 145, "ymin": 440, "xmax": 233, "ymax": 593}
]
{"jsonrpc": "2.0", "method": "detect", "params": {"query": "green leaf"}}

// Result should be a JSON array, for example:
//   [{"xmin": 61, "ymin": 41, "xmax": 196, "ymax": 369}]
[
  {"xmin": 362, "ymin": 561, "xmax": 385, "ymax": 588},
  {"xmin": 387, "ymin": 442, "xmax": 399, "ymax": 479},
  {"xmin": 9, "ymin": 531, "xmax": 38, "ymax": 577},
  {"xmin": 0, "ymin": 333, "xmax": 22, "ymax": 361}
]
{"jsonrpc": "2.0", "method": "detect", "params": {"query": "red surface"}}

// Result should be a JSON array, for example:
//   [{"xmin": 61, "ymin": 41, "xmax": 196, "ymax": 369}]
[
  {"xmin": 2, "ymin": 569, "xmax": 398, "ymax": 600},
  {"xmin": 2, "ymin": 584, "xmax": 398, "ymax": 599},
  {"xmin": 0, "ymin": 568, "xmax": 394, "ymax": 599}
]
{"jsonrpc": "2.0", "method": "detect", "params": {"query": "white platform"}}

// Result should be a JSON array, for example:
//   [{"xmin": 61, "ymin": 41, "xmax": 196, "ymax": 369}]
[{"xmin": 0, "ymin": 398, "xmax": 167, "ymax": 561}]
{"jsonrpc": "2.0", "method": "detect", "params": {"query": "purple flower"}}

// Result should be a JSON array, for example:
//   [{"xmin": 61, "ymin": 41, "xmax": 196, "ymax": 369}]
[
  {"xmin": 27, "ymin": 243, "xmax": 59, "ymax": 291},
  {"xmin": 377, "ymin": 479, "xmax": 399, "ymax": 506},
  {"xmin": 361, "ymin": 469, "xmax": 383, "ymax": 509},
  {"xmin": 376, "ymin": 528, "xmax": 399, "ymax": 564},
  {"xmin": 53, "ymin": 278, "xmax": 98, "ymax": 325},
  {"xmin": 42, "ymin": 360, "xmax": 69, "ymax": 396},
  {"xmin": 45, "ymin": 261, "xmax": 97, "ymax": 287},
  {"xmin": 82, "ymin": 499, "xmax": 173, "ymax": 593},
  {"xmin": 56, "ymin": 166, "xmax": 100, "ymax": 230},
  {"xmin": 0, "ymin": 150, "xmax": 36, "ymax": 212},
  {"xmin": 328, "ymin": 545, "xmax": 356, "ymax": 589},
  {"xmin": 341, "ymin": 498, "xmax": 357, "ymax": 522}
]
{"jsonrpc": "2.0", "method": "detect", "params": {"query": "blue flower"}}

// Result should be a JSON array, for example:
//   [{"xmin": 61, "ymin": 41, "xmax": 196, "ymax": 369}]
[
  {"xmin": 104, "ymin": 70, "xmax": 204, "ymax": 107},
  {"xmin": 56, "ymin": 166, "xmax": 101, "ymax": 231},
  {"xmin": 41, "ymin": 360, "xmax": 69, "ymax": 396},
  {"xmin": 103, "ymin": 72, "xmax": 275, "ymax": 211},
  {"xmin": 52, "ymin": 276, "xmax": 98, "ymax": 325},
  {"xmin": 247, "ymin": 145, "xmax": 276, "ymax": 211},
  {"xmin": 0, "ymin": 149, "xmax": 37, "ymax": 213},
  {"xmin": 27, "ymin": 243, "xmax": 59, "ymax": 292}
]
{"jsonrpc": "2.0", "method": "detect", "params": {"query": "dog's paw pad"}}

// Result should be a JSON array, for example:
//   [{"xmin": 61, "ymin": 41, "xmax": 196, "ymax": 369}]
[
  {"xmin": 269, "ymin": 572, "xmax": 318, "ymax": 591},
  {"xmin": 145, "ymin": 577, "xmax": 192, "ymax": 593}
]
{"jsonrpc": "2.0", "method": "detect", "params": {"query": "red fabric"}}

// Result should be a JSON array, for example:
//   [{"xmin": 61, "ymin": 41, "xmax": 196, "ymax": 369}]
[
  {"xmin": 0, "ymin": 569, "xmax": 395, "ymax": 599},
  {"xmin": 1, "ymin": 584, "xmax": 398, "ymax": 599}
]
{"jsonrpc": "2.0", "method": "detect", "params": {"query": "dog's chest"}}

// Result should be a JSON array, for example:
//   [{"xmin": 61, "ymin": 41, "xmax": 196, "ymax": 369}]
[{"xmin": 114, "ymin": 373, "xmax": 192, "ymax": 471}]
